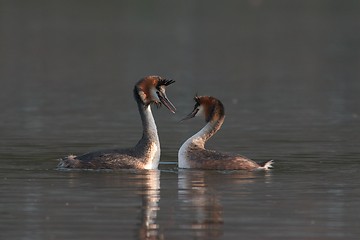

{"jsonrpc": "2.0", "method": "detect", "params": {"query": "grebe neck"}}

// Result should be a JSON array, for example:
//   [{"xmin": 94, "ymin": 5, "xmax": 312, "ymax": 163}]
[
  {"xmin": 133, "ymin": 101, "xmax": 161, "ymax": 169},
  {"xmin": 186, "ymin": 116, "xmax": 224, "ymax": 149},
  {"xmin": 138, "ymin": 102, "xmax": 159, "ymax": 144}
]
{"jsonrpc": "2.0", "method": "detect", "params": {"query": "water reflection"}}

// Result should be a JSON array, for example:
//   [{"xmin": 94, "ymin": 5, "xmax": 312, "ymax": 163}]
[
  {"xmin": 178, "ymin": 170, "xmax": 224, "ymax": 238},
  {"xmin": 178, "ymin": 170, "xmax": 224, "ymax": 239},
  {"xmin": 177, "ymin": 170, "xmax": 273, "ymax": 239},
  {"xmin": 1, "ymin": 0, "xmax": 359, "ymax": 238},
  {"xmin": 55, "ymin": 170, "xmax": 162, "ymax": 240},
  {"xmin": 137, "ymin": 170, "xmax": 161, "ymax": 240},
  {"xmin": 177, "ymin": 170, "xmax": 225, "ymax": 239}
]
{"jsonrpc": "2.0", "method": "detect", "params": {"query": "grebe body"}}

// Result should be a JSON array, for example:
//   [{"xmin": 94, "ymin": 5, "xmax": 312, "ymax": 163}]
[
  {"xmin": 58, "ymin": 76, "xmax": 176, "ymax": 170},
  {"xmin": 178, "ymin": 96, "xmax": 273, "ymax": 171}
]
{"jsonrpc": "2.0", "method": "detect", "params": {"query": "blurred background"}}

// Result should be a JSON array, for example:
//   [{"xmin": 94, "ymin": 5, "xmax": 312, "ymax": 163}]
[
  {"xmin": 0, "ymin": 0, "xmax": 359, "ymax": 165},
  {"xmin": 1, "ymin": 1, "xmax": 360, "ymax": 239}
]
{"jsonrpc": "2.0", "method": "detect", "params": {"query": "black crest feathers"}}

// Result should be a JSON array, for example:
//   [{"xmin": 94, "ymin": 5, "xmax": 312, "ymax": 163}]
[{"xmin": 157, "ymin": 79, "xmax": 175, "ymax": 87}]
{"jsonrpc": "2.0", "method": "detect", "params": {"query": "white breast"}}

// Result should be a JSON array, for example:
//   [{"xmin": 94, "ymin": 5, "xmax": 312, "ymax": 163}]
[
  {"xmin": 143, "ymin": 142, "xmax": 161, "ymax": 170},
  {"xmin": 178, "ymin": 122, "xmax": 213, "ymax": 169},
  {"xmin": 178, "ymin": 140, "xmax": 191, "ymax": 168}
]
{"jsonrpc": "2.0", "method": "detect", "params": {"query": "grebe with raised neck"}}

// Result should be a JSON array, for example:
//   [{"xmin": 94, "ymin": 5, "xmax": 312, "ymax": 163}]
[
  {"xmin": 178, "ymin": 96, "xmax": 273, "ymax": 171},
  {"xmin": 58, "ymin": 75, "xmax": 176, "ymax": 170}
]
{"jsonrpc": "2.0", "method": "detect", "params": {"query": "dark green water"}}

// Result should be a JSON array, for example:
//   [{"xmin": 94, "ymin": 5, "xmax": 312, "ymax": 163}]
[{"xmin": 1, "ymin": 0, "xmax": 360, "ymax": 239}]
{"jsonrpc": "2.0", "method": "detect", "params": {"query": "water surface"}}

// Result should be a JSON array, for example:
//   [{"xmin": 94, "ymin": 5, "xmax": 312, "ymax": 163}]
[{"xmin": 1, "ymin": 0, "xmax": 360, "ymax": 239}]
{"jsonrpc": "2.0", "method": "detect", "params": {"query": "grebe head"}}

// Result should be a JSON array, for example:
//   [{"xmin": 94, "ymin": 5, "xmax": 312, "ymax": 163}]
[
  {"xmin": 182, "ymin": 96, "xmax": 225, "ymax": 122},
  {"xmin": 134, "ymin": 75, "xmax": 176, "ymax": 113}
]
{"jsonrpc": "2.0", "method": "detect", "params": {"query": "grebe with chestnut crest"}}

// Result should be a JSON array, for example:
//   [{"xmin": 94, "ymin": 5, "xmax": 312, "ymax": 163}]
[
  {"xmin": 58, "ymin": 75, "xmax": 176, "ymax": 170},
  {"xmin": 178, "ymin": 96, "xmax": 273, "ymax": 171}
]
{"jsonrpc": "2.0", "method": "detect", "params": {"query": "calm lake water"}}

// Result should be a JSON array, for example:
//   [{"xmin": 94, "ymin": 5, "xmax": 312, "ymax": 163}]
[{"xmin": 1, "ymin": 0, "xmax": 360, "ymax": 239}]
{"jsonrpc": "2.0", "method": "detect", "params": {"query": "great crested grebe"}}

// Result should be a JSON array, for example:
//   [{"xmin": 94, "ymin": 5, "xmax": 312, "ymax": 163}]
[
  {"xmin": 178, "ymin": 96, "xmax": 273, "ymax": 171},
  {"xmin": 58, "ymin": 75, "xmax": 176, "ymax": 170}
]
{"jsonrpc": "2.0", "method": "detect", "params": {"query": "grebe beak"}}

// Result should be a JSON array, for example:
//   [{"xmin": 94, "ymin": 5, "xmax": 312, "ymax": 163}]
[
  {"xmin": 158, "ymin": 91, "xmax": 176, "ymax": 113},
  {"xmin": 181, "ymin": 107, "xmax": 199, "ymax": 121}
]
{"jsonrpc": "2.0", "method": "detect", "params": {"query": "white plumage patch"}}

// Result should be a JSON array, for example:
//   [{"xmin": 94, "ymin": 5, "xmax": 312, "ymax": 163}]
[
  {"xmin": 260, "ymin": 160, "xmax": 274, "ymax": 170},
  {"xmin": 150, "ymin": 87, "xmax": 160, "ymax": 102},
  {"xmin": 178, "ymin": 145, "xmax": 190, "ymax": 168},
  {"xmin": 196, "ymin": 105, "xmax": 205, "ymax": 118},
  {"xmin": 143, "ymin": 142, "xmax": 160, "ymax": 170},
  {"xmin": 178, "ymin": 121, "xmax": 212, "ymax": 168},
  {"xmin": 67, "ymin": 154, "xmax": 77, "ymax": 160},
  {"xmin": 138, "ymin": 90, "xmax": 147, "ymax": 102}
]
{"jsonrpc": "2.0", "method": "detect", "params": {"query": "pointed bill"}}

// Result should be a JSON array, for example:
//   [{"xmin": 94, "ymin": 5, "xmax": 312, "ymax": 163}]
[
  {"xmin": 181, "ymin": 108, "xmax": 199, "ymax": 121},
  {"xmin": 158, "ymin": 91, "xmax": 176, "ymax": 113}
]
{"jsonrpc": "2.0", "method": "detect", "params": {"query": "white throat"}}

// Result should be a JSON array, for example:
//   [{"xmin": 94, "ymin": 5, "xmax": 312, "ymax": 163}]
[
  {"xmin": 142, "ymin": 106, "xmax": 161, "ymax": 169},
  {"xmin": 178, "ymin": 122, "xmax": 212, "ymax": 168},
  {"xmin": 144, "ymin": 106, "xmax": 159, "ymax": 137}
]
